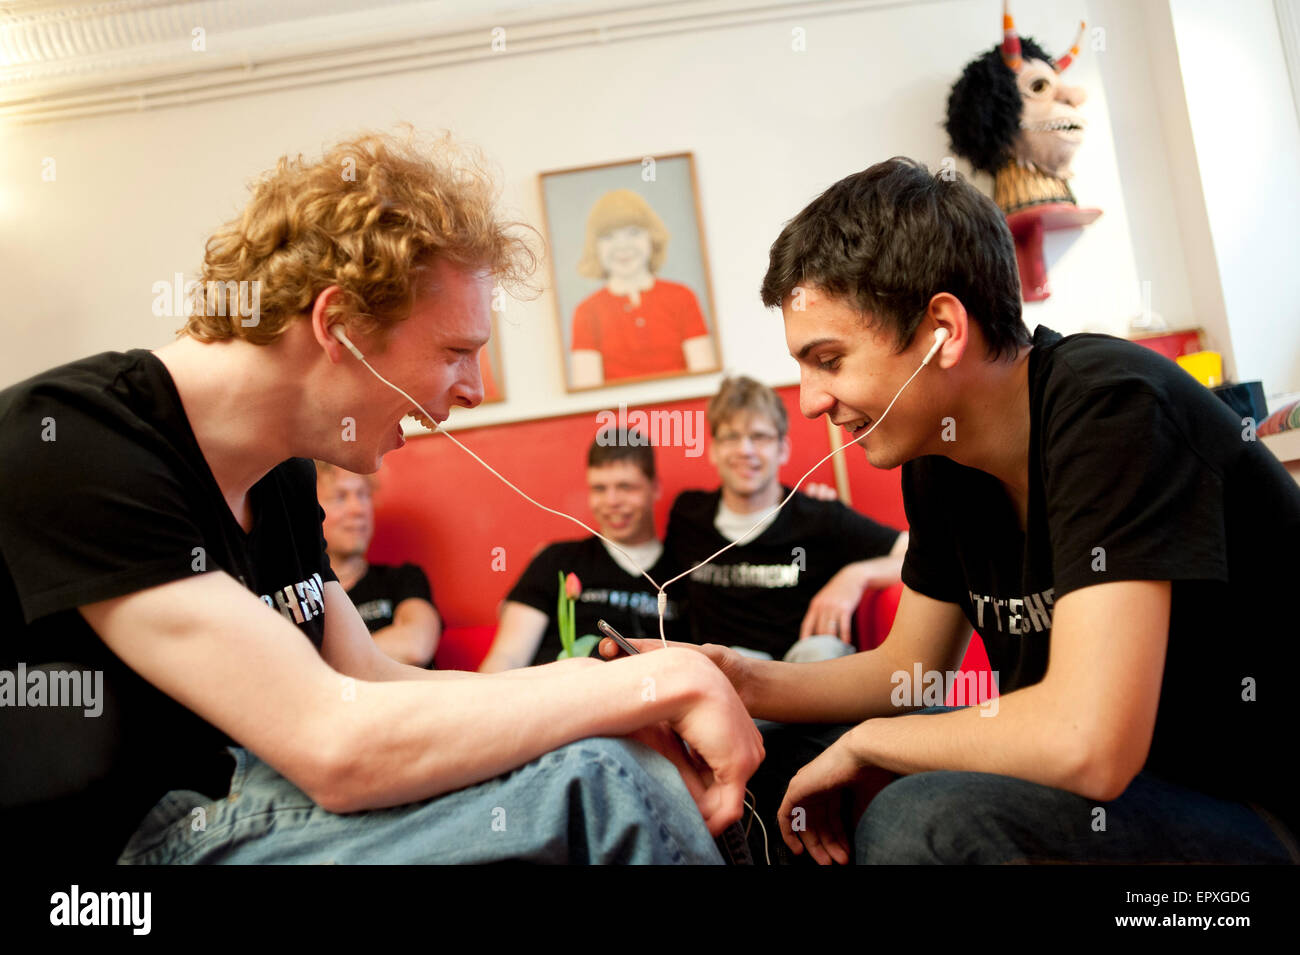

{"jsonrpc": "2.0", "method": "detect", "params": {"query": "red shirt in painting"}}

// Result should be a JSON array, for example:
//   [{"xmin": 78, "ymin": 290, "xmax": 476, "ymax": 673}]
[{"xmin": 570, "ymin": 279, "xmax": 709, "ymax": 382}]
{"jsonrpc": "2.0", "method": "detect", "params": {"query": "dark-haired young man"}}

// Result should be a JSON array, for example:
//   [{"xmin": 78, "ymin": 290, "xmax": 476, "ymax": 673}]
[
  {"xmin": 606, "ymin": 157, "xmax": 1299, "ymax": 865},
  {"xmin": 481, "ymin": 429, "xmax": 689, "ymax": 670}
]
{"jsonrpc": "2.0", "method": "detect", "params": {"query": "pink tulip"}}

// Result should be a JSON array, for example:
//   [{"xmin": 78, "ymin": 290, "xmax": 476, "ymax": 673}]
[{"xmin": 565, "ymin": 572, "xmax": 582, "ymax": 600}]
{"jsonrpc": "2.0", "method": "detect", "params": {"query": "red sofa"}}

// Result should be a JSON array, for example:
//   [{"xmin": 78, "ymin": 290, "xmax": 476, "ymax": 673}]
[
  {"xmin": 367, "ymin": 384, "xmax": 992, "ymax": 702},
  {"xmin": 438, "ymin": 581, "xmax": 994, "ymax": 705}
]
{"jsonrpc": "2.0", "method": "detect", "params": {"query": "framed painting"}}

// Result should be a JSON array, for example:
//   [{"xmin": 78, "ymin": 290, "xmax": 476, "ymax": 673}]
[{"xmin": 539, "ymin": 152, "xmax": 721, "ymax": 392}]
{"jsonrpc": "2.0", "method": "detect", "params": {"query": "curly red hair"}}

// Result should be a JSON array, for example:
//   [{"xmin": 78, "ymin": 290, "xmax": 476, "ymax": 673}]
[{"xmin": 184, "ymin": 128, "xmax": 539, "ymax": 344}]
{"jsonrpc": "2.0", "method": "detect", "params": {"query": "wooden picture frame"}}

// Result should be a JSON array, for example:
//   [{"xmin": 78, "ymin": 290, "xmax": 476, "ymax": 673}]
[
  {"xmin": 479, "ymin": 314, "xmax": 505, "ymax": 404},
  {"xmin": 538, "ymin": 152, "xmax": 722, "ymax": 393}
]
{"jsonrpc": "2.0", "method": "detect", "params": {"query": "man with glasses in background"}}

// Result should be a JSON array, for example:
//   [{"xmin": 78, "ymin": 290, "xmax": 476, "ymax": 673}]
[{"xmin": 665, "ymin": 376, "xmax": 906, "ymax": 663}]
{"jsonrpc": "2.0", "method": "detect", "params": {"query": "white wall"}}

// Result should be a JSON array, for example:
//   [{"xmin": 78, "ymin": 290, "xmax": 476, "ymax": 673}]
[
  {"xmin": 1089, "ymin": 0, "xmax": 1204, "ymax": 336},
  {"xmin": 1169, "ymin": 0, "xmax": 1300, "ymax": 400},
  {"xmin": 0, "ymin": 0, "xmax": 1256, "ymax": 429}
]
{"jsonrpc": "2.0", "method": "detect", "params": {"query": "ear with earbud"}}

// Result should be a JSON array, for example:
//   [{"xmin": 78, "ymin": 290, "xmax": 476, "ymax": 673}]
[
  {"xmin": 922, "ymin": 327, "xmax": 950, "ymax": 366},
  {"xmin": 330, "ymin": 325, "xmax": 365, "ymax": 361}
]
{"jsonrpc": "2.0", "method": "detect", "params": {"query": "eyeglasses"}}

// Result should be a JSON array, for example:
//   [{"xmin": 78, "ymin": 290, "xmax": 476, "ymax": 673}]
[{"xmin": 714, "ymin": 431, "xmax": 780, "ymax": 449}]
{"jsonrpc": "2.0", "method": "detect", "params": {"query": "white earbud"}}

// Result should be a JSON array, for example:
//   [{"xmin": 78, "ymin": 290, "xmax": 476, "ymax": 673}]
[
  {"xmin": 331, "ymin": 325, "xmax": 365, "ymax": 361},
  {"xmin": 922, "ymin": 327, "xmax": 950, "ymax": 366}
]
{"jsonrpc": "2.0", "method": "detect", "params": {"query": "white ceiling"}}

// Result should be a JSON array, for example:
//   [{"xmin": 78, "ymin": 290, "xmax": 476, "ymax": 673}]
[
  {"xmin": 1, "ymin": 0, "xmax": 916, "ymax": 124},
  {"xmin": 2, "ymin": 0, "xmax": 741, "ymax": 120}
]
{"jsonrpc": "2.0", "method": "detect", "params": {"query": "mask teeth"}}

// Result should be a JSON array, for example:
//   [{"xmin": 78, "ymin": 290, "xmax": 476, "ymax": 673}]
[{"xmin": 1022, "ymin": 119, "xmax": 1083, "ymax": 131}]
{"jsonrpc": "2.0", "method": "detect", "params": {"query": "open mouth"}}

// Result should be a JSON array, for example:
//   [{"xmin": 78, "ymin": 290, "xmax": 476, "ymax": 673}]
[
  {"xmin": 1022, "ymin": 119, "xmax": 1085, "ymax": 133},
  {"xmin": 409, "ymin": 410, "xmax": 444, "ymax": 431},
  {"xmin": 842, "ymin": 418, "xmax": 872, "ymax": 435}
]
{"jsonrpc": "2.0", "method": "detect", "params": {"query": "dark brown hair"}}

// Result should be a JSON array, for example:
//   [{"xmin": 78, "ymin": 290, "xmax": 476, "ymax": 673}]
[
  {"xmin": 588, "ymin": 429, "xmax": 656, "ymax": 480},
  {"xmin": 760, "ymin": 157, "xmax": 1029, "ymax": 362}
]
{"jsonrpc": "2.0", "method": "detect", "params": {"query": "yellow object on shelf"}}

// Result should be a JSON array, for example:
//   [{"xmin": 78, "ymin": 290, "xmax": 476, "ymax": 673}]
[{"xmin": 1175, "ymin": 350, "xmax": 1223, "ymax": 387}]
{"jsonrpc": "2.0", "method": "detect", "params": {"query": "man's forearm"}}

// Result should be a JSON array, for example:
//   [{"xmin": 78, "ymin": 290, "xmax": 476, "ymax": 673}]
[
  {"xmin": 371, "ymin": 623, "xmax": 435, "ymax": 667},
  {"xmin": 346, "ymin": 642, "xmax": 596, "ymax": 683},
  {"xmin": 477, "ymin": 640, "xmax": 535, "ymax": 673},
  {"xmin": 845, "ymin": 682, "xmax": 1102, "ymax": 799},
  {"xmin": 339, "ymin": 639, "xmax": 468, "ymax": 682},
  {"xmin": 845, "ymin": 555, "xmax": 904, "ymax": 590},
  {"xmin": 743, "ymin": 646, "xmax": 922, "ymax": 723},
  {"xmin": 316, "ymin": 650, "xmax": 710, "ymax": 811},
  {"xmin": 481, "ymin": 602, "xmax": 548, "ymax": 672}
]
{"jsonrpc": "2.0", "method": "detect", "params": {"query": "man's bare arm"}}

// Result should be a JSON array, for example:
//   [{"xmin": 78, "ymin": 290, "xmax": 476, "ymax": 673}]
[
  {"xmin": 753, "ymin": 584, "xmax": 974, "ymax": 722},
  {"xmin": 890, "ymin": 531, "xmax": 909, "ymax": 558},
  {"xmin": 370, "ymin": 598, "xmax": 440, "ymax": 667},
  {"xmin": 839, "ymin": 580, "xmax": 1171, "ymax": 800},
  {"xmin": 478, "ymin": 601, "xmax": 549, "ymax": 672},
  {"xmin": 324, "ymin": 586, "xmax": 593, "ymax": 682},
  {"xmin": 797, "ymin": 549, "xmax": 907, "ymax": 640},
  {"xmin": 321, "ymin": 583, "xmax": 469, "ymax": 682},
  {"xmin": 81, "ymin": 572, "xmax": 761, "ymax": 828}
]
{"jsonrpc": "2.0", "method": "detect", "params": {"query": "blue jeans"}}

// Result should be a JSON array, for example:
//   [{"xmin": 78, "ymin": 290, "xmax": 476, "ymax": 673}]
[
  {"xmin": 858, "ymin": 706, "xmax": 1298, "ymax": 864},
  {"xmin": 752, "ymin": 710, "xmax": 1298, "ymax": 865},
  {"xmin": 117, "ymin": 738, "xmax": 724, "ymax": 864},
  {"xmin": 859, "ymin": 769, "xmax": 1298, "ymax": 864}
]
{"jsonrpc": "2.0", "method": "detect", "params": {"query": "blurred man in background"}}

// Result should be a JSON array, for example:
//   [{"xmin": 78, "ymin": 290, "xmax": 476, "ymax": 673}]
[
  {"xmin": 316, "ymin": 462, "xmax": 440, "ymax": 668},
  {"xmin": 666, "ymin": 375, "xmax": 906, "ymax": 663},
  {"xmin": 481, "ymin": 429, "xmax": 687, "ymax": 670}
]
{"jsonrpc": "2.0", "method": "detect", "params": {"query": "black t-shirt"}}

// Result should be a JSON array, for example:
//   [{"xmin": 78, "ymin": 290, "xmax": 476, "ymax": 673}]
[
  {"xmin": 0, "ymin": 350, "xmax": 337, "ymax": 861},
  {"xmin": 902, "ymin": 325, "xmax": 1299, "ymax": 830},
  {"xmin": 347, "ymin": 562, "xmax": 436, "ymax": 668},
  {"xmin": 506, "ymin": 536, "xmax": 687, "ymax": 664},
  {"xmin": 348, "ymin": 563, "xmax": 434, "ymax": 633},
  {"xmin": 665, "ymin": 488, "xmax": 901, "ymax": 658}
]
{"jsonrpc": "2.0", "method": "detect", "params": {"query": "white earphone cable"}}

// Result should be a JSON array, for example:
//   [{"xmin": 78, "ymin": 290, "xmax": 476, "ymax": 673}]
[
  {"xmin": 356, "ymin": 354, "xmax": 667, "ymax": 589},
  {"xmin": 343, "ymin": 328, "xmax": 941, "ymax": 647},
  {"xmin": 344, "ymin": 328, "xmax": 937, "ymax": 865},
  {"xmin": 655, "ymin": 350, "xmax": 935, "ymax": 596}
]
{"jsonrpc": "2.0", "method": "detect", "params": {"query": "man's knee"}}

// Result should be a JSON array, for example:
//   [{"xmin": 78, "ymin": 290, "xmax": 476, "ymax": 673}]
[
  {"xmin": 550, "ymin": 736, "xmax": 676, "ymax": 796},
  {"xmin": 542, "ymin": 736, "xmax": 720, "ymax": 864},
  {"xmin": 548, "ymin": 735, "xmax": 701, "ymax": 826},
  {"xmin": 856, "ymin": 771, "xmax": 1052, "ymax": 864}
]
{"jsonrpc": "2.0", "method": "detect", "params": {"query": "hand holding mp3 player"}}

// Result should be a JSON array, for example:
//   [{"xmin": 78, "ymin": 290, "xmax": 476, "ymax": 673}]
[
  {"xmin": 595, "ymin": 619, "xmax": 641, "ymax": 658},
  {"xmin": 597, "ymin": 619, "xmax": 756, "ymax": 863}
]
